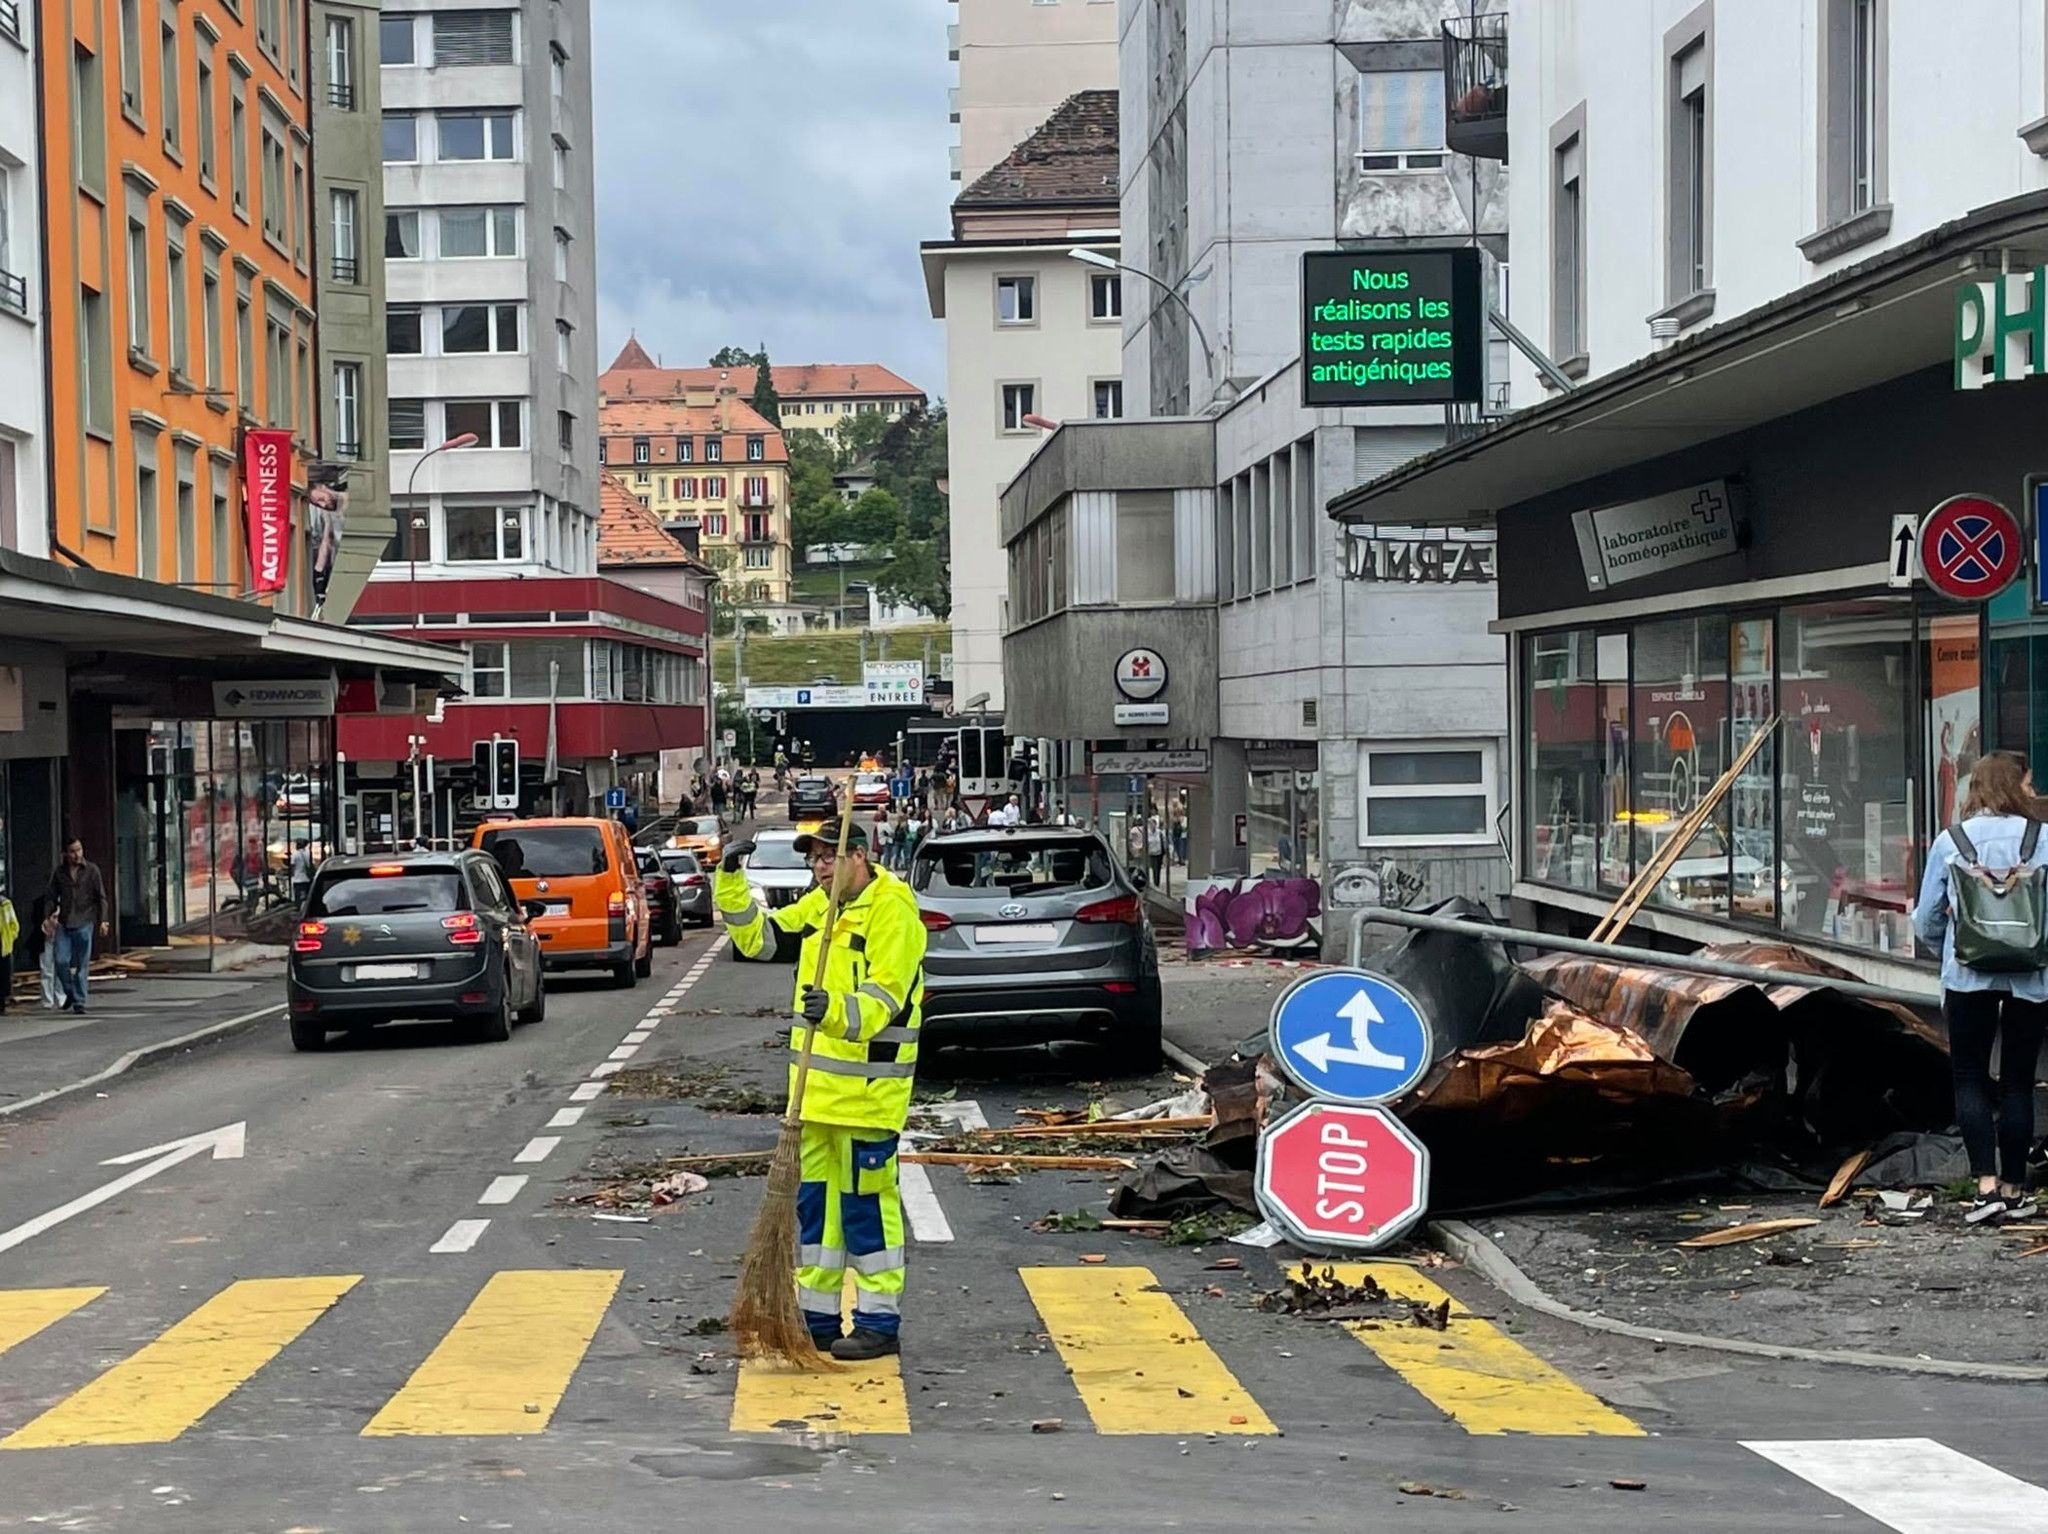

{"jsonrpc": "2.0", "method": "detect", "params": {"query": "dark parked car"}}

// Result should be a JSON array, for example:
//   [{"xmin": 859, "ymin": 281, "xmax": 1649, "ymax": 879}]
[
  {"xmin": 636, "ymin": 850, "xmax": 686, "ymax": 946},
  {"xmin": 655, "ymin": 848, "xmax": 714, "ymax": 928},
  {"xmin": 788, "ymin": 775, "xmax": 838, "ymax": 822},
  {"xmin": 909, "ymin": 825, "xmax": 1161, "ymax": 1072},
  {"xmin": 287, "ymin": 851, "xmax": 546, "ymax": 1052}
]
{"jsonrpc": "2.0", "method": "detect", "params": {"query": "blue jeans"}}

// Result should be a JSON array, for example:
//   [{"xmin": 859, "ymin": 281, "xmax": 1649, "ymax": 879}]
[{"xmin": 55, "ymin": 923, "xmax": 94, "ymax": 1009}]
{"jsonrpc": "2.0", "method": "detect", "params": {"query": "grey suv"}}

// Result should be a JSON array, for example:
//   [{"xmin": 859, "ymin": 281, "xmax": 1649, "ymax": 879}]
[{"xmin": 909, "ymin": 825, "xmax": 1162, "ymax": 1071}]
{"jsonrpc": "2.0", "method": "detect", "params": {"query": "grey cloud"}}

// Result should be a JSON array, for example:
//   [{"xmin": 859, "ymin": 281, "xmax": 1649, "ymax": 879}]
[{"xmin": 593, "ymin": 0, "xmax": 954, "ymax": 396}]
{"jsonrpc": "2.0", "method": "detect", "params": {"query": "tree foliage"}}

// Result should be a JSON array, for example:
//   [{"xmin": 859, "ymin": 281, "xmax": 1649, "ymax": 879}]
[
  {"xmin": 748, "ymin": 343, "xmax": 781, "ymax": 425},
  {"xmin": 707, "ymin": 345, "xmax": 759, "ymax": 368}
]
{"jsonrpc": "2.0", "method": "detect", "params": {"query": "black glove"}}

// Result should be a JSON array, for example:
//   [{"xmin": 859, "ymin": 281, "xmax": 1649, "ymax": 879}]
[
  {"xmin": 800, "ymin": 986, "xmax": 830, "ymax": 1025},
  {"xmin": 720, "ymin": 842, "xmax": 754, "ymax": 874}
]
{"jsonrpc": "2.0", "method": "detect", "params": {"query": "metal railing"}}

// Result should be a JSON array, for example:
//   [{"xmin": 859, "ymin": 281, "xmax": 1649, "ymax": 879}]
[
  {"xmin": 330, "ymin": 255, "xmax": 359, "ymax": 284},
  {"xmin": 0, "ymin": 268, "xmax": 26, "ymax": 318},
  {"xmin": 327, "ymin": 80, "xmax": 355, "ymax": 110},
  {"xmin": 1442, "ymin": 13, "xmax": 1509, "ymax": 162},
  {"xmin": 0, "ymin": 0, "xmax": 20, "ymax": 43},
  {"xmin": 1346, "ymin": 905, "xmax": 1936, "ymax": 1008}
]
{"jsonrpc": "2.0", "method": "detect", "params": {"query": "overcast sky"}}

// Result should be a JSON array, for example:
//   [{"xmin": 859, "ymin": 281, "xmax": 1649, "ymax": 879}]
[{"xmin": 591, "ymin": 1, "xmax": 955, "ymax": 398}]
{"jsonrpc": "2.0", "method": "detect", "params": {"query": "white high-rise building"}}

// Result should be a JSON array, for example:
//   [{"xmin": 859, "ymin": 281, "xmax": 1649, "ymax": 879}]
[
  {"xmin": 949, "ymin": 0, "xmax": 1118, "ymax": 187},
  {"xmin": 375, "ymin": 0, "xmax": 600, "ymax": 583},
  {"xmin": 0, "ymin": 0, "xmax": 48, "ymax": 560}
]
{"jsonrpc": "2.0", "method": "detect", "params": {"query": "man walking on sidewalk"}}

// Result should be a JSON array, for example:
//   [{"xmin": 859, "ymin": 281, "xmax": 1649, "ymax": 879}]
[
  {"xmin": 712, "ymin": 821, "xmax": 927, "ymax": 1359},
  {"xmin": 45, "ymin": 839, "xmax": 110, "ymax": 1015}
]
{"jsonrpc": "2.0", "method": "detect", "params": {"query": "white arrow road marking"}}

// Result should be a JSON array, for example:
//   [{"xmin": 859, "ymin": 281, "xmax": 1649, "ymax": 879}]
[
  {"xmin": 0, "ymin": 1122, "xmax": 246, "ymax": 1258},
  {"xmin": 1293, "ymin": 990, "xmax": 1410, "ymax": 1075}
]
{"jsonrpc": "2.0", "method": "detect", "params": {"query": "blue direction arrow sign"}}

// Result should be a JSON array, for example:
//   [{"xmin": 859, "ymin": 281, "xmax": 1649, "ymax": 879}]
[
  {"xmin": 1269, "ymin": 968, "xmax": 1433, "ymax": 1105},
  {"xmin": 604, "ymin": 786, "xmax": 626, "ymax": 810}
]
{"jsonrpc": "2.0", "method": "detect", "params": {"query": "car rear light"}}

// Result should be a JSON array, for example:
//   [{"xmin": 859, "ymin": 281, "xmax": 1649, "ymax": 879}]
[
  {"xmin": 367, "ymin": 864, "xmax": 405, "ymax": 876},
  {"xmin": 1075, "ymin": 894, "xmax": 1142, "ymax": 926},
  {"xmin": 919, "ymin": 909, "xmax": 953, "ymax": 932},
  {"xmin": 293, "ymin": 920, "xmax": 327, "ymax": 953},
  {"xmin": 291, "ymin": 998, "xmax": 317, "ymax": 1013},
  {"xmin": 442, "ymin": 912, "xmax": 484, "ymax": 945},
  {"xmin": 1104, "ymin": 981, "xmax": 1138, "ymax": 994},
  {"xmin": 607, "ymin": 890, "xmax": 627, "ymax": 915},
  {"xmin": 459, "ymin": 990, "xmax": 488, "ymax": 1005},
  {"xmin": 679, "ymin": 874, "xmax": 704, "ymax": 887}
]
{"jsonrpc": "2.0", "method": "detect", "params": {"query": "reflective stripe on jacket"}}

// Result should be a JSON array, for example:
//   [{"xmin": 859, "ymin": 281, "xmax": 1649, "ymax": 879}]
[{"xmin": 714, "ymin": 864, "xmax": 927, "ymax": 1130}]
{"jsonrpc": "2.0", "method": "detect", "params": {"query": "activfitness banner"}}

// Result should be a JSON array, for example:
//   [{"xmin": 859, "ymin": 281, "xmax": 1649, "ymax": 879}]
[{"xmin": 242, "ymin": 428, "xmax": 293, "ymax": 594}]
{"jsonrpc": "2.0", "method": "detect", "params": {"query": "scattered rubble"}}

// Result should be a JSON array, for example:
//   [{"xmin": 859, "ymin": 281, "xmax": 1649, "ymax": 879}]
[
  {"xmin": 1254, "ymin": 1262, "xmax": 1450, "ymax": 1331},
  {"xmin": 606, "ymin": 1060, "xmax": 778, "ymax": 1115}
]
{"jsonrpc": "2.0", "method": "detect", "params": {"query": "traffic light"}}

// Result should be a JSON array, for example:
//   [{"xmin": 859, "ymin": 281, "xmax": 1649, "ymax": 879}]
[{"xmin": 474, "ymin": 738, "xmax": 519, "ymax": 809}]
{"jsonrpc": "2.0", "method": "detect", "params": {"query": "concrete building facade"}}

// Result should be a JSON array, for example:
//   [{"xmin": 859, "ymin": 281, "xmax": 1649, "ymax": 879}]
[
  {"xmin": 0, "ymin": 0, "xmax": 48, "ymax": 563},
  {"xmin": 950, "ymin": 0, "xmax": 1119, "ymax": 188},
  {"xmin": 309, "ymin": 0, "xmax": 390, "ymax": 622},
  {"xmin": 925, "ymin": 89, "xmax": 1126, "ymax": 712}
]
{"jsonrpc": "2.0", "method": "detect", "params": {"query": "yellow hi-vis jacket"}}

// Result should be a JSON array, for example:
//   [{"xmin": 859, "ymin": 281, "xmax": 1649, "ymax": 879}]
[{"xmin": 714, "ymin": 864, "xmax": 927, "ymax": 1131}]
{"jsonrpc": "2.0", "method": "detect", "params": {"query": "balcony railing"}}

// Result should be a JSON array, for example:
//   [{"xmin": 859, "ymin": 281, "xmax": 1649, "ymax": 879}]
[
  {"xmin": 331, "ymin": 255, "xmax": 360, "ymax": 284},
  {"xmin": 327, "ymin": 80, "xmax": 356, "ymax": 110},
  {"xmin": 0, "ymin": 0, "xmax": 19, "ymax": 44},
  {"xmin": 0, "ymin": 268, "xmax": 26, "ymax": 319},
  {"xmin": 1442, "ymin": 13, "xmax": 1508, "ymax": 162}
]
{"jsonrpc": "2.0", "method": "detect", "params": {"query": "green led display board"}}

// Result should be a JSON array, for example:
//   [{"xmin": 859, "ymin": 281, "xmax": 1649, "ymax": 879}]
[{"xmin": 1300, "ymin": 247, "xmax": 1485, "ymax": 407}]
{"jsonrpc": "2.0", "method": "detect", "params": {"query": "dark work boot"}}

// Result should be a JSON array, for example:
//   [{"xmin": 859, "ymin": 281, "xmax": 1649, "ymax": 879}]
[{"xmin": 829, "ymin": 1327, "xmax": 900, "ymax": 1362}]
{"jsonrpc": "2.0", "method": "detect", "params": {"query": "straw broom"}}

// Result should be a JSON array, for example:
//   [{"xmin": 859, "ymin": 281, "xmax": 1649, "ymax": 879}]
[{"xmin": 729, "ymin": 782, "xmax": 859, "ymax": 1368}]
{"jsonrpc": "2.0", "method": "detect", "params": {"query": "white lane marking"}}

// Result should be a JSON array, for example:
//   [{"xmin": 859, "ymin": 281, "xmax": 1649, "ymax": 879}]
[
  {"xmin": 546, "ymin": 1106, "xmax": 586, "ymax": 1129},
  {"xmin": 1744, "ymin": 1439, "xmax": 2048, "ymax": 1533},
  {"xmin": 607, "ymin": 1044, "xmax": 640, "ymax": 1062},
  {"xmin": 571, "ymin": 1081, "xmax": 606, "ymax": 1101},
  {"xmin": 590, "ymin": 1061, "xmax": 625, "ymax": 1078},
  {"xmin": 638, "ymin": 1018, "xmax": 661, "ymax": 1031},
  {"xmin": 899, "ymin": 1161, "xmax": 954, "ymax": 1244},
  {"xmin": 430, "ymin": 1219, "xmax": 490, "ymax": 1254},
  {"xmin": 479, "ymin": 1175, "xmax": 528, "ymax": 1205},
  {"xmin": 624, "ymin": 1030, "xmax": 652, "ymax": 1044},
  {"xmin": 513, "ymin": 1136, "xmax": 560, "ymax": 1164}
]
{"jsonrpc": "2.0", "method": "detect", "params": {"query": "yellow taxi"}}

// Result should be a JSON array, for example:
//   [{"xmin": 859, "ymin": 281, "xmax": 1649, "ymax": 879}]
[{"xmin": 668, "ymin": 813, "xmax": 726, "ymax": 866}]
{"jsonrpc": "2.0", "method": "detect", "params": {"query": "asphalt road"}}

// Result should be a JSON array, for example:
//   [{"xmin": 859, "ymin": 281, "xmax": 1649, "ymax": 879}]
[{"xmin": 1, "ymin": 850, "xmax": 2046, "ymax": 1530}]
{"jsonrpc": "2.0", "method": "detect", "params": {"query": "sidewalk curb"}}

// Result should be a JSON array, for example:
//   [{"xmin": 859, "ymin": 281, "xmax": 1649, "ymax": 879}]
[
  {"xmin": 1430, "ymin": 1217, "xmax": 2048, "ymax": 1383},
  {"xmin": 0, "ymin": 1003, "xmax": 285, "ymax": 1121}
]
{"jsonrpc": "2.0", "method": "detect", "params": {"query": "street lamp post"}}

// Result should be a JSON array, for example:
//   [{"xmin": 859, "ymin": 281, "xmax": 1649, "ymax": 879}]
[
  {"xmin": 404, "ymin": 432, "xmax": 479, "ymax": 620},
  {"xmin": 1068, "ymin": 248, "xmax": 1223, "ymax": 408}
]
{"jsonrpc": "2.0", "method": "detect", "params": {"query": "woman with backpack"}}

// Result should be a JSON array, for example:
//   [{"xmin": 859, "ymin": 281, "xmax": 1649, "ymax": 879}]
[{"xmin": 1913, "ymin": 749, "xmax": 2048, "ymax": 1225}]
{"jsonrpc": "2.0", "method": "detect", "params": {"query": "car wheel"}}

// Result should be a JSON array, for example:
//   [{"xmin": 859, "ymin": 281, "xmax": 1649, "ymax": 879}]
[
  {"xmin": 613, "ymin": 957, "xmax": 637, "ymax": 988},
  {"xmin": 1106, "ymin": 1009, "xmax": 1164, "ymax": 1076},
  {"xmin": 634, "ymin": 944, "xmax": 654, "ymax": 979},
  {"xmin": 474, "ymin": 984, "xmax": 513, "ymax": 1044},
  {"xmin": 516, "ymin": 975, "xmax": 547, "ymax": 1026},
  {"xmin": 289, "ymin": 1014, "xmax": 327, "ymax": 1052}
]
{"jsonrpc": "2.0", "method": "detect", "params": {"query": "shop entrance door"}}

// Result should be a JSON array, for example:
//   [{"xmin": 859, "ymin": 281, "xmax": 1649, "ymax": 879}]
[
  {"xmin": 358, "ymin": 789, "xmax": 401, "ymax": 854},
  {"xmin": 114, "ymin": 767, "xmax": 180, "ymax": 947}
]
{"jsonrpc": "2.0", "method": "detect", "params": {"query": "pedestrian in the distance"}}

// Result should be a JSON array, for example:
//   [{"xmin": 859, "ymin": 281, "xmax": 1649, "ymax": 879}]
[
  {"xmin": 45, "ymin": 838, "xmax": 111, "ymax": 1016},
  {"xmin": 1912, "ymin": 749, "xmax": 2048, "ymax": 1225},
  {"xmin": 289, "ymin": 839, "xmax": 313, "ymax": 906},
  {"xmin": 709, "ymin": 773, "xmax": 728, "ymax": 826},
  {"xmin": 29, "ymin": 894, "xmax": 58, "ymax": 1009},
  {"xmin": 1146, "ymin": 814, "xmax": 1166, "ymax": 883}
]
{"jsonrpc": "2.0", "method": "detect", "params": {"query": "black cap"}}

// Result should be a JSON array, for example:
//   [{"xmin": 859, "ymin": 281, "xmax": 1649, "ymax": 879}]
[{"xmin": 792, "ymin": 822, "xmax": 868, "ymax": 856}]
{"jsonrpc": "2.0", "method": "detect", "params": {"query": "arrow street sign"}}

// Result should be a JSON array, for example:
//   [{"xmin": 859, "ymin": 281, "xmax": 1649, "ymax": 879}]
[
  {"xmin": 0, "ymin": 1122, "xmax": 246, "ymax": 1257},
  {"xmin": 1254, "ymin": 1100, "xmax": 1430, "ymax": 1251},
  {"xmin": 1888, "ymin": 513, "xmax": 1918, "ymax": 588},
  {"xmin": 1269, "ymin": 969, "xmax": 1433, "ymax": 1105}
]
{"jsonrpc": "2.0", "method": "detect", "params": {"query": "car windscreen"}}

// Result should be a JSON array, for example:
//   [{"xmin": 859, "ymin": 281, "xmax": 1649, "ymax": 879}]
[
  {"xmin": 914, "ymin": 837, "xmax": 1113, "ymax": 899},
  {"xmin": 681, "ymin": 817, "xmax": 720, "ymax": 837},
  {"xmin": 636, "ymin": 851, "xmax": 663, "ymax": 875},
  {"xmin": 660, "ymin": 850, "xmax": 703, "ymax": 875},
  {"xmin": 309, "ymin": 870, "xmax": 466, "ymax": 917},
  {"xmin": 747, "ymin": 839, "xmax": 808, "ymax": 870},
  {"xmin": 480, "ymin": 826, "xmax": 608, "ymax": 880}
]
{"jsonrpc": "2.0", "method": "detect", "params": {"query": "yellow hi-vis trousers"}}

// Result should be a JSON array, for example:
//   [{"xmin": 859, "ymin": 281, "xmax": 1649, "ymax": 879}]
[{"xmin": 796, "ymin": 1123, "xmax": 905, "ymax": 1339}]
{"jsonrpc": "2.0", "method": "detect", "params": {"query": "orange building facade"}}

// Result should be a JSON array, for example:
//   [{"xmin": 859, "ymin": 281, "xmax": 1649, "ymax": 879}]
[{"xmin": 41, "ymin": 0, "xmax": 316, "ymax": 604}]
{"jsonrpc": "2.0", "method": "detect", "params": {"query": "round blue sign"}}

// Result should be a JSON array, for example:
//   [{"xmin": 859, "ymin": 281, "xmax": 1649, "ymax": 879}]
[{"xmin": 1268, "ymin": 968, "xmax": 1434, "ymax": 1105}]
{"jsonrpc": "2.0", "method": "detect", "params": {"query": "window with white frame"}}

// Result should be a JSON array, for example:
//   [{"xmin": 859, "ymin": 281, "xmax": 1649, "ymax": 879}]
[
  {"xmin": 389, "ymin": 397, "xmax": 426, "ymax": 450},
  {"xmin": 380, "ymin": 12, "xmax": 418, "ymax": 65},
  {"xmin": 124, "ymin": 191, "xmax": 152, "ymax": 354},
  {"xmin": 556, "ymin": 319, "xmax": 572, "ymax": 370},
  {"xmin": 165, "ymin": 215, "xmax": 189, "ymax": 374},
  {"xmin": 443, "ymin": 399, "xmax": 523, "ymax": 448},
  {"xmin": 330, "ymin": 188, "xmax": 360, "ymax": 282},
  {"xmin": 1089, "ymin": 271, "xmax": 1121, "ymax": 321},
  {"xmin": 746, "ymin": 436, "xmax": 764, "ymax": 461},
  {"xmin": 439, "ymin": 205, "xmax": 519, "ymax": 257},
  {"xmin": 438, "ymin": 112, "xmax": 516, "ymax": 161},
  {"xmin": 441, "ymin": 303, "xmax": 520, "ymax": 354},
  {"xmin": 1001, "ymin": 381, "xmax": 1037, "ymax": 432},
  {"xmin": 385, "ymin": 303, "xmax": 421, "ymax": 354},
  {"xmin": 445, "ymin": 503, "xmax": 525, "ymax": 562},
  {"xmin": 431, "ymin": 8, "xmax": 514, "ymax": 66},
  {"xmin": 1358, "ymin": 741, "xmax": 1499, "ymax": 846},
  {"xmin": 705, "ymin": 437, "xmax": 722, "ymax": 463},
  {"xmin": 1818, "ymin": 0, "xmax": 1884, "ymax": 229},
  {"xmin": 381, "ymin": 112, "xmax": 417, "ymax": 163},
  {"xmin": 1667, "ymin": 32, "xmax": 1710, "ymax": 303},
  {"xmin": 1093, "ymin": 379, "xmax": 1123, "ymax": 419},
  {"xmin": 385, "ymin": 209, "xmax": 419, "ymax": 258},
  {"xmin": 1357, "ymin": 69, "xmax": 1446, "ymax": 171},
  {"xmin": 468, "ymin": 639, "xmax": 509, "ymax": 697},
  {"xmin": 332, "ymin": 361, "xmax": 362, "ymax": 456},
  {"xmin": 632, "ymin": 438, "xmax": 650, "ymax": 463},
  {"xmin": 996, "ymin": 273, "xmax": 1036, "ymax": 324},
  {"xmin": 553, "ymin": 227, "xmax": 570, "ymax": 280}
]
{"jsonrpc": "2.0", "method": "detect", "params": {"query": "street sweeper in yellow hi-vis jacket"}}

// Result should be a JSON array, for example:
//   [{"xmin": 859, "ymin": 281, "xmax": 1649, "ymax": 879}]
[{"xmin": 713, "ymin": 820, "xmax": 926, "ymax": 1360}]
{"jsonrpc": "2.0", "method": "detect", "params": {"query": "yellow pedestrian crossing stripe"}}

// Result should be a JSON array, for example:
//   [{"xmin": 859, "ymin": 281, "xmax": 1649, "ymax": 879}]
[
  {"xmin": 730, "ymin": 1272, "xmax": 909, "ymax": 1434},
  {"xmin": 0, "ymin": 1263, "xmax": 1641, "ymax": 1446},
  {"xmin": 1021, "ymin": 1266, "xmax": 1277, "ymax": 1436},
  {"xmin": 0, "ymin": 1288, "xmax": 104, "ymax": 1360},
  {"xmin": 363, "ymin": 1269, "xmax": 622, "ymax": 1437},
  {"xmin": 1328, "ymin": 1263, "xmax": 1644, "ymax": 1437},
  {"xmin": 2, "ymin": 1276, "xmax": 360, "ymax": 1450}
]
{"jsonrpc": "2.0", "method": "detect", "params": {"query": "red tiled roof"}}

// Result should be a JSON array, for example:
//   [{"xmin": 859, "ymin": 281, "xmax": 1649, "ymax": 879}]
[
  {"xmin": 956, "ymin": 90, "xmax": 1119, "ymax": 207},
  {"xmin": 597, "ymin": 472, "xmax": 709, "ymax": 570},
  {"xmin": 597, "ymin": 398, "xmax": 790, "ymax": 468},
  {"xmin": 607, "ymin": 334, "xmax": 658, "ymax": 372},
  {"xmin": 599, "ymin": 359, "xmax": 925, "ymax": 404}
]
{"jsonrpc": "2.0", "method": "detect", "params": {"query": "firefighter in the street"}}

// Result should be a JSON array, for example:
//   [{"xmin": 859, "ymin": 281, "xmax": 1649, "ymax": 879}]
[{"xmin": 713, "ymin": 821, "xmax": 926, "ymax": 1359}]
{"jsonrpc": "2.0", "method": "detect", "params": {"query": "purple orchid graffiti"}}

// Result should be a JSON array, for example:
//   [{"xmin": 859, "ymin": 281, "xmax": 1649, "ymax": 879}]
[{"xmin": 1187, "ymin": 876, "xmax": 1322, "ymax": 956}]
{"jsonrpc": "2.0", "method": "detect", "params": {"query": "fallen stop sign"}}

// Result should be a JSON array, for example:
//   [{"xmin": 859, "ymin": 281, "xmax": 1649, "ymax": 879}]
[{"xmin": 1255, "ymin": 1100, "xmax": 1430, "ymax": 1251}]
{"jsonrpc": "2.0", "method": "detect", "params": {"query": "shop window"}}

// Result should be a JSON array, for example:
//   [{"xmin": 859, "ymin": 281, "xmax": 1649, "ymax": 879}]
[
  {"xmin": 1524, "ymin": 629, "xmax": 1600, "ymax": 887},
  {"xmin": 1630, "ymin": 615, "xmax": 1732, "ymax": 916},
  {"xmin": 1248, "ymin": 766, "xmax": 1319, "ymax": 879},
  {"xmin": 1361, "ymin": 743, "xmax": 1495, "ymax": 846},
  {"xmin": 1730, "ymin": 617, "xmax": 1777, "ymax": 918},
  {"xmin": 1780, "ymin": 598, "xmax": 1913, "ymax": 953}
]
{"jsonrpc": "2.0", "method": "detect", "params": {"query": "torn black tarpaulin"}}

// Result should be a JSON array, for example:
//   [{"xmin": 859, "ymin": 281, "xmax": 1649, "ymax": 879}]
[
  {"xmin": 1107, "ymin": 1146, "xmax": 1256, "ymax": 1221},
  {"xmin": 1363, "ymin": 897, "xmax": 1553, "ymax": 1057}
]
